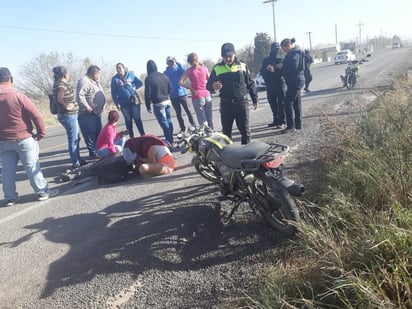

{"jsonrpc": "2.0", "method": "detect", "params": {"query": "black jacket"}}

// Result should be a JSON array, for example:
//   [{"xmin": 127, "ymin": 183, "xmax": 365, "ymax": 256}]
[
  {"xmin": 206, "ymin": 58, "xmax": 258, "ymax": 104},
  {"xmin": 260, "ymin": 55, "xmax": 284, "ymax": 89},
  {"xmin": 282, "ymin": 48, "xmax": 305, "ymax": 86},
  {"xmin": 144, "ymin": 60, "xmax": 172, "ymax": 110}
]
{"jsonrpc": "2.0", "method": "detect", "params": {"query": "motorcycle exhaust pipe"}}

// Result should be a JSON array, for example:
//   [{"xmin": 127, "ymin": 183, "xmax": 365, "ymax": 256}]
[{"xmin": 277, "ymin": 176, "xmax": 305, "ymax": 197}]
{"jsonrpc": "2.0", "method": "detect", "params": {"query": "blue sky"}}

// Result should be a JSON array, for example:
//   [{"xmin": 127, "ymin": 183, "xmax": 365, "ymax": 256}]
[{"xmin": 1, "ymin": 0, "xmax": 410, "ymax": 77}]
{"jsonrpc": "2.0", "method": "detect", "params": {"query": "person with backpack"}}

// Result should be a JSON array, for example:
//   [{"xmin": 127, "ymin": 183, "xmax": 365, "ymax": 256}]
[
  {"xmin": 122, "ymin": 135, "xmax": 175, "ymax": 177},
  {"xmin": 111, "ymin": 63, "xmax": 145, "ymax": 138},
  {"xmin": 303, "ymin": 49, "xmax": 314, "ymax": 92},
  {"xmin": 52, "ymin": 66, "xmax": 85, "ymax": 169},
  {"xmin": 277, "ymin": 38, "xmax": 305, "ymax": 133}
]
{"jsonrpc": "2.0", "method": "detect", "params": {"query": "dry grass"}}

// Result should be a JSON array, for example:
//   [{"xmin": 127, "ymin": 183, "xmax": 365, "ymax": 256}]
[{"xmin": 243, "ymin": 80, "xmax": 412, "ymax": 308}]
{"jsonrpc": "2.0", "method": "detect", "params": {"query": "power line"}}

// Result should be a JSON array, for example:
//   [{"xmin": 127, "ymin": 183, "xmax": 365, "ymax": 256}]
[{"xmin": 0, "ymin": 24, "xmax": 242, "ymax": 43}]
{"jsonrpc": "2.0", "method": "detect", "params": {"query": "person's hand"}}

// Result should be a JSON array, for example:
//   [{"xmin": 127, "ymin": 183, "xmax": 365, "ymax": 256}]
[
  {"xmin": 87, "ymin": 106, "xmax": 93, "ymax": 113},
  {"xmin": 212, "ymin": 81, "xmax": 223, "ymax": 91}
]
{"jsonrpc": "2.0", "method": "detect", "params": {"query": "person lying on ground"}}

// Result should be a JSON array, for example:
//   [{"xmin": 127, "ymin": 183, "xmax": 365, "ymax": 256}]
[{"xmin": 122, "ymin": 134, "xmax": 176, "ymax": 177}]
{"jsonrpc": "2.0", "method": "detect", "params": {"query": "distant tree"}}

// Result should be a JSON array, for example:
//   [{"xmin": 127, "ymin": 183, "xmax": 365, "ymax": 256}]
[
  {"xmin": 392, "ymin": 34, "xmax": 401, "ymax": 43},
  {"xmin": 236, "ymin": 44, "xmax": 254, "ymax": 74},
  {"xmin": 16, "ymin": 52, "xmax": 85, "ymax": 100},
  {"xmin": 201, "ymin": 58, "xmax": 215, "ymax": 73},
  {"xmin": 253, "ymin": 32, "xmax": 271, "ymax": 75}
]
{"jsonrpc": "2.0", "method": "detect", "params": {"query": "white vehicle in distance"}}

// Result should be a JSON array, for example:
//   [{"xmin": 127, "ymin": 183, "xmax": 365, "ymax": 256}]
[
  {"xmin": 392, "ymin": 42, "xmax": 401, "ymax": 49},
  {"xmin": 254, "ymin": 73, "xmax": 266, "ymax": 91},
  {"xmin": 334, "ymin": 50, "xmax": 356, "ymax": 65}
]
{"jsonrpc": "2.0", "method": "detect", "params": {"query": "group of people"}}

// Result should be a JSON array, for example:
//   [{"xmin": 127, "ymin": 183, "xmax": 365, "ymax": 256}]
[
  {"xmin": 0, "ymin": 39, "xmax": 313, "ymax": 206},
  {"xmin": 260, "ymin": 38, "xmax": 313, "ymax": 133}
]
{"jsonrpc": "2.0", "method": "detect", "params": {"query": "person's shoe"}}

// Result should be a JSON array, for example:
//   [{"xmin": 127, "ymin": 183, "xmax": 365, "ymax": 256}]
[
  {"xmin": 295, "ymin": 126, "xmax": 302, "ymax": 130},
  {"xmin": 281, "ymin": 127, "xmax": 295, "ymax": 134},
  {"xmin": 304, "ymin": 88, "xmax": 311, "ymax": 92},
  {"xmin": 274, "ymin": 124, "xmax": 284, "ymax": 129},
  {"xmin": 6, "ymin": 197, "xmax": 19, "ymax": 207},
  {"xmin": 267, "ymin": 122, "xmax": 277, "ymax": 127},
  {"xmin": 38, "ymin": 188, "xmax": 60, "ymax": 201}
]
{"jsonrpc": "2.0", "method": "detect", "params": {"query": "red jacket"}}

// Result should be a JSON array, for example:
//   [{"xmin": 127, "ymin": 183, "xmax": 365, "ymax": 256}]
[
  {"xmin": 0, "ymin": 85, "xmax": 46, "ymax": 140},
  {"xmin": 124, "ymin": 135, "xmax": 165, "ymax": 158}
]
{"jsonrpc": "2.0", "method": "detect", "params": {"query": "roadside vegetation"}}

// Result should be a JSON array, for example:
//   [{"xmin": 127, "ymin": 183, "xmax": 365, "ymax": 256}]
[{"xmin": 246, "ymin": 79, "xmax": 412, "ymax": 308}]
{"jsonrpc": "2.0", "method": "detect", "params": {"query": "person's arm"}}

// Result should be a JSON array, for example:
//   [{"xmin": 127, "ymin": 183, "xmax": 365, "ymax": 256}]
[
  {"xmin": 107, "ymin": 126, "xmax": 117, "ymax": 154},
  {"xmin": 21, "ymin": 94, "xmax": 46, "ymax": 140},
  {"xmin": 76, "ymin": 78, "xmax": 93, "ymax": 112},
  {"xmin": 133, "ymin": 75, "xmax": 143, "ymax": 89},
  {"xmin": 144, "ymin": 79, "xmax": 152, "ymax": 112},
  {"xmin": 245, "ymin": 65, "xmax": 258, "ymax": 109},
  {"xmin": 206, "ymin": 66, "xmax": 220, "ymax": 92},
  {"xmin": 110, "ymin": 77, "xmax": 120, "ymax": 109}
]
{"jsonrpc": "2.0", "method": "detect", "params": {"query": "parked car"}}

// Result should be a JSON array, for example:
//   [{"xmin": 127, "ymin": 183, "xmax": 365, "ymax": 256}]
[
  {"xmin": 334, "ymin": 50, "xmax": 356, "ymax": 65},
  {"xmin": 254, "ymin": 73, "xmax": 266, "ymax": 91},
  {"xmin": 392, "ymin": 42, "xmax": 401, "ymax": 49}
]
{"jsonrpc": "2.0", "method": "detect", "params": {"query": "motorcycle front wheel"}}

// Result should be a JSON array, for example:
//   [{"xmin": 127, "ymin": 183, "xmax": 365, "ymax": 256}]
[
  {"xmin": 192, "ymin": 157, "xmax": 220, "ymax": 183},
  {"xmin": 346, "ymin": 73, "xmax": 356, "ymax": 90},
  {"xmin": 249, "ymin": 176, "xmax": 299, "ymax": 236}
]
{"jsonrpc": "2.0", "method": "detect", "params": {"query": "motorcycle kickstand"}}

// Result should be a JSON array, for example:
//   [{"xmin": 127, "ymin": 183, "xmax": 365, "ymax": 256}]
[{"xmin": 221, "ymin": 199, "xmax": 243, "ymax": 225}]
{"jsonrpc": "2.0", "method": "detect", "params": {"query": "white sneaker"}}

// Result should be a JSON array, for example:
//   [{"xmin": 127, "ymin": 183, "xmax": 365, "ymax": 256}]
[{"xmin": 38, "ymin": 188, "xmax": 60, "ymax": 201}]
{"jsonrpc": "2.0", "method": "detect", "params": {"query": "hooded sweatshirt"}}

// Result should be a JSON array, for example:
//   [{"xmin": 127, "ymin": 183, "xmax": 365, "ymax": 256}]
[{"xmin": 144, "ymin": 60, "xmax": 172, "ymax": 110}]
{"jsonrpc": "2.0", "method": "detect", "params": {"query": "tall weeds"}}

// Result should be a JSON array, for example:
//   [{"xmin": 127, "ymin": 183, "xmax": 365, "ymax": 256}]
[{"xmin": 251, "ymin": 80, "xmax": 412, "ymax": 308}]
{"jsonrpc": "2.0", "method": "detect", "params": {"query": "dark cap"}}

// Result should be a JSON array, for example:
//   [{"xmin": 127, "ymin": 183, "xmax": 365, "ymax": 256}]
[
  {"xmin": 221, "ymin": 43, "xmax": 235, "ymax": 57},
  {"xmin": 0, "ymin": 67, "xmax": 12, "ymax": 82},
  {"xmin": 271, "ymin": 42, "xmax": 280, "ymax": 50}
]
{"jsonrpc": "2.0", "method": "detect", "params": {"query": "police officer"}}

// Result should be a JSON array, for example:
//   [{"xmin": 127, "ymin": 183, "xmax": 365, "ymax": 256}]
[
  {"xmin": 277, "ymin": 38, "xmax": 305, "ymax": 133},
  {"xmin": 260, "ymin": 42, "xmax": 286, "ymax": 128},
  {"xmin": 206, "ymin": 43, "xmax": 258, "ymax": 144}
]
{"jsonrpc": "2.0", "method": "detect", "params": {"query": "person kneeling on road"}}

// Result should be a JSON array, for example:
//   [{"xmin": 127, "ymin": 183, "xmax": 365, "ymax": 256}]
[{"xmin": 122, "ymin": 135, "xmax": 175, "ymax": 177}]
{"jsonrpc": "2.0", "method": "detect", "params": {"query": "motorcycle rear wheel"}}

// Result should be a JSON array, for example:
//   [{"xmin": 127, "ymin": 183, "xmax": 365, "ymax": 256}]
[
  {"xmin": 249, "ymin": 176, "xmax": 299, "ymax": 236},
  {"xmin": 193, "ymin": 158, "xmax": 220, "ymax": 183},
  {"xmin": 346, "ymin": 73, "xmax": 356, "ymax": 90}
]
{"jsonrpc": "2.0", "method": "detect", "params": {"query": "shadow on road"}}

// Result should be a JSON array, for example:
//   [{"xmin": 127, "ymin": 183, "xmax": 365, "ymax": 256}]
[{"xmin": 10, "ymin": 182, "xmax": 283, "ymax": 298}]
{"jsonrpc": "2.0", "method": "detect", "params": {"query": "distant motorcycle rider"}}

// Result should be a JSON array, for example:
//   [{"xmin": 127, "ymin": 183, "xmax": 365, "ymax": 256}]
[{"xmin": 260, "ymin": 42, "xmax": 286, "ymax": 128}]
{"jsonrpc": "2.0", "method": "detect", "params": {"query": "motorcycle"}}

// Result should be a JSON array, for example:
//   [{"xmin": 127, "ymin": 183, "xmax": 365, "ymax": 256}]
[
  {"xmin": 177, "ymin": 126, "xmax": 305, "ymax": 236},
  {"xmin": 340, "ymin": 53, "xmax": 371, "ymax": 90}
]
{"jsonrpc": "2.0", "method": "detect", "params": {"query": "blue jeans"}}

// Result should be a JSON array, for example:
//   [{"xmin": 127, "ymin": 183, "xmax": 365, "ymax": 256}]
[
  {"xmin": 78, "ymin": 113, "xmax": 102, "ymax": 156},
  {"xmin": 95, "ymin": 136, "xmax": 126, "ymax": 158},
  {"xmin": 0, "ymin": 137, "xmax": 48, "ymax": 200},
  {"xmin": 153, "ymin": 102, "xmax": 174, "ymax": 144},
  {"xmin": 120, "ymin": 104, "xmax": 145, "ymax": 138},
  {"xmin": 58, "ymin": 113, "xmax": 81, "ymax": 166},
  {"xmin": 192, "ymin": 96, "xmax": 214, "ymax": 129}
]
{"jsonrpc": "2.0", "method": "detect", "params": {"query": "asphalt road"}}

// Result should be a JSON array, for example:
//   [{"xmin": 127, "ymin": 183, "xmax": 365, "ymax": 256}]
[{"xmin": 0, "ymin": 47, "xmax": 411, "ymax": 308}]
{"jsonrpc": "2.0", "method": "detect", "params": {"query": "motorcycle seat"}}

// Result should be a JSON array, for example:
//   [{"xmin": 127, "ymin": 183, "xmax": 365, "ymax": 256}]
[{"xmin": 220, "ymin": 141, "xmax": 270, "ymax": 168}]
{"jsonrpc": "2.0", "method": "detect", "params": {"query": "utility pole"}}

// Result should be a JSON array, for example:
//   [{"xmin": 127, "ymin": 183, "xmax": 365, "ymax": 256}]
[
  {"xmin": 263, "ymin": 0, "xmax": 279, "ymax": 42},
  {"xmin": 306, "ymin": 31, "xmax": 313, "ymax": 50},
  {"xmin": 356, "ymin": 20, "xmax": 364, "ymax": 53}
]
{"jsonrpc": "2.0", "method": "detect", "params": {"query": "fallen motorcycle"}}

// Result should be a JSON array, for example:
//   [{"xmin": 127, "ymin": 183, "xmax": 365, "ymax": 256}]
[
  {"xmin": 340, "ymin": 53, "xmax": 371, "ymax": 90},
  {"xmin": 177, "ymin": 127, "xmax": 304, "ymax": 236}
]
